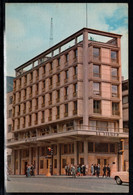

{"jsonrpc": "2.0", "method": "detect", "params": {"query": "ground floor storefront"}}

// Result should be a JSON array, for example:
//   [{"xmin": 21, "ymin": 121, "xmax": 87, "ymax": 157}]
[{"xmin": 10, "ymin": 137, "xmax": 127, "ymax": 176}]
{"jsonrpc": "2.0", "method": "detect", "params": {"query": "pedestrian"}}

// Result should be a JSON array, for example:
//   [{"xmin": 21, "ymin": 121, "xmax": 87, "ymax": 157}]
[
  {"xmin": 94, "ymin": 164, "xmax": 96, "ymax": 175},
  {"xmin": 67, "ymin": 165, "xmax": 70, "ymax": 176},
  {"xmin": 95, "ymin": 164, "xmax": 98, "ymax": 176},
  {"xmin": 91, "ymin": 164, "xmax": 94, "ymax": 176},
  {"xmin": 77, "ymin": 165, "xmax": 81, "ymax": 176},
  {"xmin": 65, "ymin": 164, "xmax": 68, "ymax": 176},
  {"xmin": 107, "ymin": 164, "xmax": 110, "ymax": 177},
  {"xmin": 6, "ymin": 166, "xmax": 11, "ymax": 181},
  {"xmin": 103, "ymin": 165, "xmax": 106, "ymax": 177},
  {"xmin": 97, "ymin": 164, "xmax": 100, "ymax": 177},
  {"xmin": 26, "ymin": 164, "xmax": 31, "ymax": 177},
  {"xmin": 31, "ymin": 163, "xmax": 35, "ymax": 176},
  {"xmin": 71, "ymin": 165, "xmax": 76, "ymax": 178}
]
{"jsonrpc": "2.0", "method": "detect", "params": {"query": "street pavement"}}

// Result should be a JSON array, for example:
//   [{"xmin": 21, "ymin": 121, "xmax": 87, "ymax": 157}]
[{"xmin": 5, "ymin": 175, "xmax": 129, "ymax": 193}]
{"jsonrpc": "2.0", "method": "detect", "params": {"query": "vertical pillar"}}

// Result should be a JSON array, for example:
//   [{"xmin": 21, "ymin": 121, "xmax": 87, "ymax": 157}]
[
  {"xmin": 57, "ymin": 143, "xmax": 61, "ymax": 175},
  {"xmin": 83, "ymin": 30, "xmax": 89, "ymax": 128},
  {"xmin": 74, "ymin": 141, "xmax": 78, "ymax": 165},
  {"xmin": 29, "ymin": 147, "xmax": 32, "ymax": 165},
  {"xmin": 36, "ymin": 146, "xmax": 39, "ymax": 175},
  {"xmin": 18, "ymin": 149, "xmax": 21, "ymax": 175},
  {"xmin": 11, "ymin": 150, "xmax": 15, "ymax": 175},
  {"xmin": 84, "ymin": 140, "xmax": 88, "ymax": 166}
]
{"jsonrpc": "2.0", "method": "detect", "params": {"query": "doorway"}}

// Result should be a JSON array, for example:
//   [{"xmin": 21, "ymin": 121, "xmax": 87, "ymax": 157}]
[{"xmin": 97, "ymin": 158, "xmax": 108, "ymax": 175}]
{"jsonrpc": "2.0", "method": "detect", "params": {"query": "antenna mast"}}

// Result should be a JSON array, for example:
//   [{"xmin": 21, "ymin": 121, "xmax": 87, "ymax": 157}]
[{"xmin": 49, "ymin": 17, "xmax": 53, "ymax": 48}]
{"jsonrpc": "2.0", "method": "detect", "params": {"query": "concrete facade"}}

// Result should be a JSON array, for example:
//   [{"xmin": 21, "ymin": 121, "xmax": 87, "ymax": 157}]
[{"xmin": 7, "ymin": 28, "xmax": 128, "ymax": 176}]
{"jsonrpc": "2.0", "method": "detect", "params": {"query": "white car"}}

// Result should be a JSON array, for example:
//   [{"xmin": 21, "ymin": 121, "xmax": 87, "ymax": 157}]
[{"xmin": 112, "ymin": 170, "xmax": 129, "ymax": 185}]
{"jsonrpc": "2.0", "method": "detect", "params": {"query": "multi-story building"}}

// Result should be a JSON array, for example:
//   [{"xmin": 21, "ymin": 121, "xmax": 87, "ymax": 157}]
[
  {"xmin": 7, "ymin": 28, "xmax": 128, "ymax": 175},
  {"xmin": 6, "ymin": 76, "xmax": 14, "ymax": 169},
  {"xmin": 122, "ymin": 79, "xmax": 129, "ymax": 171}
]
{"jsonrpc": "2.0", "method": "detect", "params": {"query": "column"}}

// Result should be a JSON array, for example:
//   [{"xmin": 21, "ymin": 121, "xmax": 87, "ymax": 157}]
[
  {"xmin": 11, "ymin": 150, "xmax": 15, "ymax": 175},
  {"xmin": 74, "ymin": 141, "xmax": 78, "ymax": 165},
  {"xmin": 29, "ymin": 147, "xmax": 32, "ymax": 165},
  {"xmin": 84, "ymin": 140, "xmax": 88, "ymax": 166},
  {"xmin": 57, "ymin": 144, "xmax": 61, "ymax": 175},
  {"xmin": 18, "ymin": 149, "xmax": 21, "ymax": 175},
  {"xmin": 36, "ymin": 146, "xmax": 39, "ymax": 175},
  {"xmin": 83, "ymin": 30, "xmax": 89, "ymax": 128}
]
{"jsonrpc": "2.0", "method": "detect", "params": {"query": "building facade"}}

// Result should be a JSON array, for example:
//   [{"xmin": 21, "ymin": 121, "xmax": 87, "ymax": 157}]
[
  {"xmin": 122, "ymin": 79, "xmax": 129, "ymax": 171},
  {"xmin": 7, "ymin": 28, "xmax": 128, "ymax": 175}
]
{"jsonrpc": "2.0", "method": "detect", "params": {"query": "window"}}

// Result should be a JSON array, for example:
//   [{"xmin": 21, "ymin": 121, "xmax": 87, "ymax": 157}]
[
  {"xmin": 62, "ymin": 159, "xmax": 66, "ymax": 168},
  {"xmin": 123, "ymin": 122, "xmax": 129, "ymax": 132},
  {"xmin": 43, "ymin": 96, "xmax": 45, "ymax": 104},
  {"xmin": 79, "ymin": 142, "xmax": 84, "ymax": 153},
  {"xmin": 50, "ymin": 62, "xmax": 53, "ymax": 70},
  {"xmin": 66, "ymin": 53, "xmax": 69, "ymax": 62},
  {"xmin": 93, "ymin": 65, "xmax": 100, "ymax": 77},
  {"xmin": 110, "ymin": 144, "xmax": 115, "ymax": 153},
  {"xmin": 65, "ymin": 87, "xmax": 68, "ymax": 96},
  {"xmin": 74, "ymin": 83, "xmax": 77, "ymax": 93},
  {"xmin": 80, "ymin": 158, "xmax": 84, "ymax": 165},
  {"xmin": 74, "ymin": 66, "xmax": 77, "ymax": 75},
  {"xmin": 73, "ymin": 101, "xmax": 77, "ymax": 115},
  {"xmin": 57, "ymin": 106, "xmax": 60, "ymax": 116},
  {"xmin": 65, "ymin": 104, "xmax": 68, "ymax": 113},
  {"xmin": 71, "ymin": 158, "xmax": 74, "ymax": 165},
  {"xmin": 112, "ymin": 85, "xmax": 118, "ymax": 97},
  {"xmin": 64, "ymin": 144, "xmax": 68, "ymax": 154},
  {"xmin": 88, "ymin": 142, "xmax": 93, "ymax": 152},
  {"xmin": 49, "ymin": 93, "xmax": 52, "ymax": 101},
  {"xmin": 65, "ymin": 70, "xmax": 69, "ymax": 79},
  {"xmin": 112, "ymin": 102, "xmax": 119, "ymax": 115},
  {"xmin": 9, "ymin": 96, "xmax": 13, "ymax": 104},
  {"xmin": 8, "ymin": 125, "xmax": 12, "ymax": 133},
  {"xmin": 93, "ymin": 83, "xmax": 100, "ymax": 95},
  {"xmin": 58, "ymin": 58, "xmax": 60, "ymax": 66},
  {"xmin": 122, "ymin": 82, "xmax": 128, "ymax": 91},
  {"xmin": 111, "ymin": 51, "xmax": 118, "ymax": 63},
  {"xmin": 57, "ymin": 74, "xmax": 60, "ymax": 82},
  {"xmin": 93, "ymin": 100, "xmax": 101, "ymax": 113},
  {"xmin": 95, "ymin": 143, "xmax": 108, "ymax": 153},
  {"xmin": 43, "ymin": 66, "xmax": 46, "ymax": 74},
  {"xmin": 31, "ymin": 72, "xmax": 33, "ymax": 80},
  {"xmin": 93, "ymin": 48, "xmax": 100, "ymax": 60},
  {"xmin": 49, "ymin": 109, "xmax": 52, "ymax": 116},
  {"xmin": 74, "ymin": 49, "xmax": 77, "ymax": 58},
  {"xmin": 122, "ymin": 96, "xmax": 128, "ymax": 104},
  {"xmin": 54, "ymin": 159, "xmax": 57, "ymax": 168},
  {"xmin": 111, "ymin": 68, "xmax": 118, "ymax": 80},
  {"xmin": 40, "ymin": 160, "xmax": 44, "ymax": 169},
  {"xmin": 57, "ymin": 90, "xmax": 60, "ymax": 99},
  {"xmin": 97, "ymin": 159, "xmax": 100, "ymax": 164},
  {"xmin": 50, "ymin": 77, "xmax": 52, "ymax": 86},
  {"xmin": 9, "ymin": 110, "xmax": 12, "ymax": 118}
]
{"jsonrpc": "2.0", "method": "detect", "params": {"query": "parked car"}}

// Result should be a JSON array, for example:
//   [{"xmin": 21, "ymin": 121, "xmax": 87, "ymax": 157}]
[{"xmin": 112, "ymin": 170, "xmax": 129, "ymax": 185}]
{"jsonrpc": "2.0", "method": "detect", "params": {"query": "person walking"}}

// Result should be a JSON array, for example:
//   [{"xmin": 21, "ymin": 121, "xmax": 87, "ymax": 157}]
[
  {"xmin": 65, "ymin": 164, "xmax": 68, "ymax": 176},
  {"xmin": 71, "ymin": 165, "xmax": 76, "ymax": 178},
  {"xmin": 67, "ymin": 165, "xmax": 70, "ymax": 176},
  {"xmin": 94, "ymin": 164, "xmax": 96, "ymax": 175},
  {"xmin": 26, "ymin": 164, "xmax": 31, "ymax": 177},
  {"xmin": 31, "ymin": 163, "xmax": 35, "ymax": 176},
  {"xmin": 77, "ymin": 165, "xmax": 81, "ymax": 176},
  {"xmin": 103, "ymin": 165, "xmax": 107, "ymax": 177},
  {"xmin": 91, "ymin": 164, "xmax": 95, "ymax": 175},
  {"xmin": 97, "ymin": 164, "xmax": 100, "ymax": 177},
  {"xmin": 107, "ymin": 164, "xmax": 110, "ymax": 177}
]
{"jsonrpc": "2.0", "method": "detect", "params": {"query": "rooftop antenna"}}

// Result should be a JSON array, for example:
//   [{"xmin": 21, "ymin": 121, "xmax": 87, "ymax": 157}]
[
  {"xmin": 86, "ymin": 3, "xmax": 88, "ymax": 27},
  {"xmin": 49, "ymin": 17, "xmax": 53, "ymax": 48}
]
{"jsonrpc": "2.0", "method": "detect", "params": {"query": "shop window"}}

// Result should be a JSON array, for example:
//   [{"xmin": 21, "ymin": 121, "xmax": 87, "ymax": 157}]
[
  {"xmin": 88, "ymin": 142, "xmax": 93, "ymax": 152},
  {"xmin": 80, "ymin": 158, "xmax": 84, "ymax": 165},
  {"xmin": 71, "ymin": 158, "xmax": 74, "ymax": 165},
  {"xmin": 93, "ymin": 100, "xmax": 101, "ymax": 114},
  {"xmin": 40, "ymin": 160, "xmax": 44, "ymax": 169},
  {"xmin": 54, "ymin": 159, "xmax": 57, "ymax": 168},
  {"xmin": 110, "ymin": 144, "xmax": 115, "ymax": 153},
  {"xmin": 62, "ymin": 159, "xmax": 66, "ymax": 168},
  {"xmin": 95, "ymin": 143, "xmax": 108, "ymax": 153}
]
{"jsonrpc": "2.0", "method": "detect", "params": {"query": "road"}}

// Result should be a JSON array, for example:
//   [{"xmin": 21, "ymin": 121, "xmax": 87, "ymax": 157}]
[{"xmin": 5, "ymin": 176, "xmax": 129, "ymax": 193}]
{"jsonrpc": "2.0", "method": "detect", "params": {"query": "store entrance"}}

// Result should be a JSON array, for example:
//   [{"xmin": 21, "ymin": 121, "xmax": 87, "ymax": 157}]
[{"xmin": 97, "ymin": 158, "xmax": 109, "ymax": 176}]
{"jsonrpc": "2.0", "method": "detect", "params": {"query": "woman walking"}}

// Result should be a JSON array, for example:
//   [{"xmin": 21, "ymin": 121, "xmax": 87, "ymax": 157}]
[{"xmin": 91, "ymin": 164, "xmax": 94, "ymax": 176}]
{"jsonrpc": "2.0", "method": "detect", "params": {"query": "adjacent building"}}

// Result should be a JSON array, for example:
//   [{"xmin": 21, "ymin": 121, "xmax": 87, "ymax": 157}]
[{"xmin": 7, "ymin": 28, "xmax": 128, "ymax": 175}]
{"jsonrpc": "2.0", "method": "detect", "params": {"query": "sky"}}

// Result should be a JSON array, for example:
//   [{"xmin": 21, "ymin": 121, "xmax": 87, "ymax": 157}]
[{"xmin": 5, "ymin": 3, "xmax": 128, "ymax": 79}]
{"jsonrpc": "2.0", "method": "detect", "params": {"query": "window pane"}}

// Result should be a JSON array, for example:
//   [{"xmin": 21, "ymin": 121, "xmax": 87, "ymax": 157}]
[
  {"xmin": 112, "ymin": 102, "xmax": 119, "ymax": 115},
  {"xmin": 93, "ymin": 83, "xmax": 100, "ymax": 95},
  {"xmin": 111, "ymin": 51, "xmax": 117, "ymax": 62},
  {"xmin": 93, "ymin": 65, "xmax": 100, "ymax": 77},
  {"xmin": 112, "ymin": 85, "xmax": 118, "ymax": 97},
  {"xmin": 93, "ymin": 48, "xmax": 100, "ymax": 57},
  {"xmin": 93, "ymin": 100, "xmax": 101, "ymax": 113},
  {"xmin": 122, "ymin": 96, "xmax": 128, "ymax": 104},
  {"xmin": 95, "ymin": 143, "xmax": 108, "ymax": 152},
  {"xmin": 112, "ymin": 68, "xmax": 118, "ymax": 80}
]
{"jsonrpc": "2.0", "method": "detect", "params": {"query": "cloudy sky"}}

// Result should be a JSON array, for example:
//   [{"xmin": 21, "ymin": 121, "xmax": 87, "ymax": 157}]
[{"xmin": 5, "ymin": 3, "xmax": 128, "ymax": 79}]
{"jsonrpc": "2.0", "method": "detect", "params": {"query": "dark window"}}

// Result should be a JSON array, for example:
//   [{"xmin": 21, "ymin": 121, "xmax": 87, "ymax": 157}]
[
  {"xmin": 58, "ymin": 58, "xmax": 60, "ymax": 66},
  {"xmin": 66, "ymin": 54, "xmax": 69, "ymax": 62},
  {"xmin": 50, "ymin": 77, "xmax": 52, "ymax": 85},
  {"xmin": 93, "ymin": 65, "xmax": 100, "ymax": 77},
  {"xmin": 74, "ymin": 66, "xmax": 77, "ymax": 75},
  {"xmin": 65, "ymin": 70, "xmax": 69, "ymax": 79},
  {"xmin": 71, "ymin": 158, "xmax": 74, "ymax": 165},
  {"xmin": 74, "ymin": 49, "xmax": 78, "ymax": 58},
  {"xmin": 8, "ymin": 125, "xmax": 12, "ymax": 133},
  {"xmin": 97, "ymin": 159, "xmax": 100, "ymax": 164},
  {"xmin": 80, "ymin": 158, "xmax": 84, "ymax": 165},
  {"xmin": 50, "ymin": 93, "xmax": 52, "ymax": 101},
  {"xmin": 74, "ymin": 101, "xmax": 77, "ymax": 111},
  {"xmin": 122, "ymin": 82, "xmax": 128, "ymax": 91},
  {"xmin": 88, "ymin": 142, "xmax": 93, "ymax": 152},
  {"xmin": 57, "ymin": 90, "xmax": 60, "ymax": 99},
  {"xmin": 93, "ymin": 100, "xmax": 101, "ymax": 113},
  {"xmin": 74, "ymin": 83, "xmax": 77, "ymax": 93},
  {"xmin": 57, "ymin": 74, "xmax": 60, "ymax": 82},
  {"xmin": 95, "ymin": 143, "xmax": 108, "ymax": 153},
  {"xmin": 62, "ymin": 159, "xmax": 66, "ymax": 168},
  {"xmin": 65, "ymin": 87, "xmax": 68, "ymax": 96},
  {"xmin": 112, "ymin": 102, "xmax": 119, "ymax": 115},
  {"xmin": 40, "ymin": 160, "xmax": 44, "ymax": 169},
  {"xmin": 111, "ymin": 51, "xmax": 118, "ymax": 63},
  {"xmin": 54, "ymin": 159, "xmax": 57, "ymax": 168},
  {"xmin": 9, "ymin": 96, "xmax": 13, "ymax": 104},
  {"xmin": 64, "ymin": 144, "xmax": 67, "ymax": 154},
  {"xmin": 57, "ymin": 106, "xmax": 60, "ymax": 116},
  {"xmin": 65, "ymin": 104, "xmax": 68, "ymax": 113},
  {"xmin": 122, "ymin": 96, "xmax": 128, "ymax": 104},
  {"xmin": 123, "ymin": 122, "xmax": 129, "ymax": 132},
  {"xmin": 93, "ymin": 48, "xmax": 100, "ymax": 60},
  {"xmin": 72, "ymin": 143, "xmax": 74, "ymax": 153},
  {"xmin": 110, "ymin": 144, "xmax": 115, "ymax": 153},
  {"xmin": 43, "ymin": 66, "xmax": 46, "ymax": 73}
]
